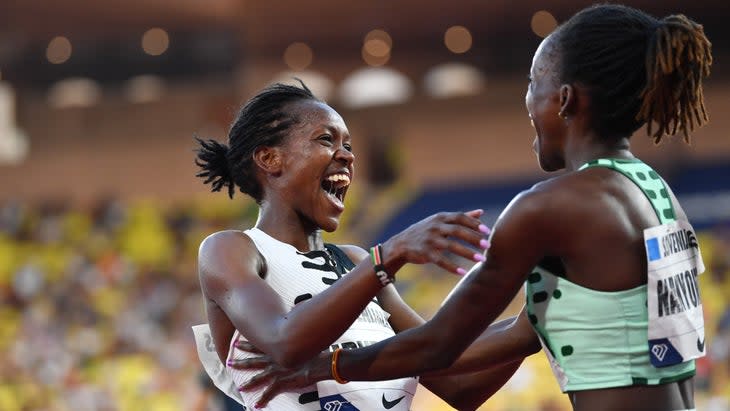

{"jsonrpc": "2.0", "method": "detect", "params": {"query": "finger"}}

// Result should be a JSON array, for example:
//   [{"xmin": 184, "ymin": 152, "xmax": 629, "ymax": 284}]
[
  {"xmin": 433, "ymin": 255, "xmax": 463, "ymax": 275},
  {"xmin": 227, "ymin": 357, "xmax": 271, "ymax": 370},
  {"xmin": 441, "ymin": 211, "xmax": 490, "ymax": 234},
  {"xmin": 464, "ymin": 209, "xmax": 484, "ymax": 218},
  {"xmin": 235, "ymin": 340, "xmax": 265, "ymax": 354},
  {"xmin": 238, "ymin": 369, "xmax": 278, "ymax": 391},
  {"xmin": 442, "ymin": 225, "xmax": 490, "ymax": 250},
  {"xmin": 443, "ymin": 238, "xmax": 487, "ymax": 263},
  {"xmin": 422, "ymin": 225, "xmax": 488, "ymax": 263},
  {"xmin": 426, "ymin": 249, "xmax": 461, "ymax": 274},
  {"xmin": 255, "ymin": 379, "xmax": 287, "ymax": 408}
]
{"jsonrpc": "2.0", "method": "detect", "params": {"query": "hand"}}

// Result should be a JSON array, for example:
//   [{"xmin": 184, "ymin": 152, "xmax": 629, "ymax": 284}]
[
  {"xmin": 382, "ymin": 209, "xmax": 490, "ymax": 275},
  {"xmin": 231, "ymin": 341, "xmax": 327, "ymax": 408}
]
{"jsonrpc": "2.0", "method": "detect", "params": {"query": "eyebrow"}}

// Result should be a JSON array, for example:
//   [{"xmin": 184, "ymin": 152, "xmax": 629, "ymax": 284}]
[{"xmin": 322, "ymin": 125, "xmax": 350, "ymax": 138}]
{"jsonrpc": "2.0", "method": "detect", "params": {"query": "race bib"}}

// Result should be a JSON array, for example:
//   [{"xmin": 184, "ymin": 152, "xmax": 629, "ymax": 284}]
[
  {"xmin": 317, "ymin": 378, "xmax": 417, "ymax": 411},
  {"xmin": 645, "ymin": 221, "xmax": 706, "ymax": 367},
  {"xmin": 318, "ymin": 319, "xmax": 418, "ymax": 411}
]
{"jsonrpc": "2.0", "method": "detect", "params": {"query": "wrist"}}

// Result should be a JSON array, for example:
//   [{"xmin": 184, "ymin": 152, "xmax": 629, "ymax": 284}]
[
  {"xmin": 379, "ymin": 239, "xmax": 406, "ymax": 277},
  {"xmin": 313, "ymin": 351, "xmax": 335, "ymax": 383},
  {"xmin": 370, "ymin": 244, "xmax": 395, "ymax": 286},
  {"xmin": 331, "ymin": 348, "xmax": 349, "ymax": 384}
]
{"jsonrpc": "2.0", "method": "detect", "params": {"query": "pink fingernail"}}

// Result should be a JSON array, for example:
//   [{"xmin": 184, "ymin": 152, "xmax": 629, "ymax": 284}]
[
  {"xmin": 478, "ymin": 224, "xmax": 491, "ymax": 234},
  {"xmin": 480, "ymin": 239, "xmax": 490, "ymax": 249},
  {"xmin": 456, "ymin": 267, "xmax": 467, "ymax": 276},
  {"xmin": 226, "ymin": 360, "xmax": 233, "ymax": 367},
  {"xmin": 473, "ymin": 253, "xmax": 486, "ymax": 262}
]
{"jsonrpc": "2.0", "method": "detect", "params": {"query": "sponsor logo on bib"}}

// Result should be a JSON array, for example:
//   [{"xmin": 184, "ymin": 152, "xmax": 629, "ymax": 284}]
[{"xmin": 651, "ymin": 344, "xmax": 668, "ymax": 361}]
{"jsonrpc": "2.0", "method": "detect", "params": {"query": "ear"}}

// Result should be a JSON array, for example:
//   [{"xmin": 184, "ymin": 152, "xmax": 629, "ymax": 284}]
[
  {"xmin": 253, "ymin": 146, "xmax": 283, "ymax": 175},
  {"xmin": 558, "ymin": 84, "xmax": 575, "ymax": 118}
]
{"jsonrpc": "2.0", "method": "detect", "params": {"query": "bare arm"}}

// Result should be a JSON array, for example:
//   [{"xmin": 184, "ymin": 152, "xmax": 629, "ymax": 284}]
[
  {"xmin": 234, "ymin": 199, "xmax": 548, "ymax": 407},
  {"xmin": 376, "ymin": 265, "xmax": 540, "ymax": 410},
  {"xmin": 200, "ymin": 210, "xmax": 488, "ymax": 368},
  {"xmin": 329, "ymin": 190, "xmax": 550, "ymax": 380},
  {"xmin": 243, "ymin": 190, "xmax": 552, "ymax": 386},
  {"xmin": 237, "ymin": 257, "xmax": 543, "ymax": 409},
  {"xmin": 415, "ymin": 310, "xmax": 539, "ymax": 410}
]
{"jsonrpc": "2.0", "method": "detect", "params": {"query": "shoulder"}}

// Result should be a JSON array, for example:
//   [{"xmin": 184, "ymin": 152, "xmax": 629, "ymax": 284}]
[
  {"xmin": 514, "ymin": 171, "xmax": 609, "ymax": 216},
  {"xmin": 491, "ymin": 173, "xmax": 596, "ymax": 253},
  {"xmin": 498, "ymin": 176, "xmax": 569, "ymax": 224},
  {"xmin": 198, "ymin": 230, "xmax": 263, "ymax": 280},
  {"xmin": 199, "ymin": 229, "xmax": 257, "ymax": 259}
]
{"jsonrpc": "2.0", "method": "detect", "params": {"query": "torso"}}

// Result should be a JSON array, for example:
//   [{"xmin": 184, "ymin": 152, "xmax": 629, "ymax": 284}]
[
  {"xmin": 528, "ymin": 159, "xmax": 697, "ymax": 410},
  {"xmin": 206, "ymin": 228, "xmax": 417, "ymax": 410}
]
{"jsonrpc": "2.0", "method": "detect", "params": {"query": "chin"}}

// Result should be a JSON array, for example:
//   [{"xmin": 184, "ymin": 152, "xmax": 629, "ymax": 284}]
[
  {"xmin": 538, "ymin": 156, "xmax": 564, "ymax": 172},
  {"xmin": 320, "ymin": 218, "xmax": 340, "ymax": 233}
]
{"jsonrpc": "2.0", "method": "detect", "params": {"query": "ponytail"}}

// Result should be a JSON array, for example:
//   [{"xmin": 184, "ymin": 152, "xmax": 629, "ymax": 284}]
[
  {"xmin": 553, "ymin": 4, "xmax": 712, "ymax": 143},
  {"xmin": 193, "ymin": 81, "xmax": 320, "ymax": 203},
  {"xmin": 638, "ymin": 14, "xmax": 712, "ymax": 143},
  {"xmin": 195, "ymin": 137, "xmax": 236, "ymax": 199}
]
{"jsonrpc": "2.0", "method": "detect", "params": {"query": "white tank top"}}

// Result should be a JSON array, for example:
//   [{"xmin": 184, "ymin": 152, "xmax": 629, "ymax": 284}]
[{"xmin": 224, "ymin": 228, "xmax": 417, "ymax": 410}]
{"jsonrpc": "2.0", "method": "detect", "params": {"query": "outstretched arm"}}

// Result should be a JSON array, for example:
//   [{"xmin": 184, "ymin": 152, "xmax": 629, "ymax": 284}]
[
  {"xmin": 232, "ymin": 256, "xmax": 540, "ymax": 410},
  {"xmin": 329, "ymin": 191, "xmax": 550, "ymax": 381},
  {"xmin": 236, "ymin": 292, "xmax": 540, "ymax": 409},
  {"xmin": 238, "ymin": 189, "xmax": 552, "ymax": 398},
  {"xmin": 378, "ymin": 279, "xmax": 539, "ymax": 410},
  {"xmin": 200, "ymin": 210, "xmax": 489, "ymax": 368}
]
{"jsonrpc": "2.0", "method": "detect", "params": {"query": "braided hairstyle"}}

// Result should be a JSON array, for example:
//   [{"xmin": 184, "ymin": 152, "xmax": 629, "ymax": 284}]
[
  {"xmin": 195, "ymin": 81, "xmax": 321, "ymax": 202},
  {"xmin": 552, "ymin": 4, "xmax": 712, "ymax": 143}
]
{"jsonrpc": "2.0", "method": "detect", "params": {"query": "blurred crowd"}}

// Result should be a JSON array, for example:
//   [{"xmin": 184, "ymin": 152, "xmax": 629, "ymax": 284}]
[{"xmin": 0, "ymin": 192, "xmax": 728, "ymax": 411}]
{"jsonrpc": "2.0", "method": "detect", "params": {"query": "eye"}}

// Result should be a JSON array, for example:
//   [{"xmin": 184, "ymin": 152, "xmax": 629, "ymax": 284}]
[
  {"xmin": 318, "ymin": 134, "xmax": 333, "ymax": 144},
  {"xmin": 343, "ymin": 143, "xmax": 353, "ymax": 152}
]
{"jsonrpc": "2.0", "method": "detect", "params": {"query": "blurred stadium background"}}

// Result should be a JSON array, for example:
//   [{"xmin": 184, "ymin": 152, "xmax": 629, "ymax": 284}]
[{"xmin": 0, "ymin": 0, "xmax": 729, "ymax": 410}]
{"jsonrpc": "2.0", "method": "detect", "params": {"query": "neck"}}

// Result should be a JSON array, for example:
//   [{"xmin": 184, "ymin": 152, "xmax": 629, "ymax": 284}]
[
  {"xmin": 255, "ymin": 201, "xmax": 324, "ymax": 252},
  {"xmin": 564, "ymin": 134, "xmax": 634, "ymax": 171}
]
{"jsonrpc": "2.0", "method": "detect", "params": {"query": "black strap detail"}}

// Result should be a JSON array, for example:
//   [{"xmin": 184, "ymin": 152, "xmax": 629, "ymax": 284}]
[{"xmin": 324, "ymin": 243, "xmax": 356, "ymax": 273}]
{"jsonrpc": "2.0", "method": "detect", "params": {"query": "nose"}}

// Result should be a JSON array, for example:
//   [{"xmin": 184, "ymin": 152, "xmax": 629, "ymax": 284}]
[{"xmin": 335, "ymin": 146, "xmax": 355, "ymax": 166}]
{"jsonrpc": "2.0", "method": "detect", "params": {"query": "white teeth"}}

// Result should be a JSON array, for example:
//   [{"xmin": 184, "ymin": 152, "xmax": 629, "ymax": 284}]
[{"xmin": 325, "ymin": 174, "xmax": 350, "ymax": 185}]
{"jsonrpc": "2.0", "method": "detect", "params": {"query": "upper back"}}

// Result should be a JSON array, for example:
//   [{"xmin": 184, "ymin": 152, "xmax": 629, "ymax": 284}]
[{"xmin": 539, "ymin": 158, "xmax": 686, "ymax": 291}]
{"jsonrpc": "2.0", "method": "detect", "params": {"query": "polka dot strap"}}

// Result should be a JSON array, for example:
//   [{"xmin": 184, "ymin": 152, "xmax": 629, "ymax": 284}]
[{"xmin": 579, "ymin": 158, "xmax": 675, "ymax": 223}]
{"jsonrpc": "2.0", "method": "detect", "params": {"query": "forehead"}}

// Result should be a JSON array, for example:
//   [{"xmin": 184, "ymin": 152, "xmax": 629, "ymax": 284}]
[
  {"xmin": 531, "ymin": 35, "xmax": 560, "ymax": 76},
  {"xmin": 289, "ymin": 100, "xmax": 347, "ymax": 132}
]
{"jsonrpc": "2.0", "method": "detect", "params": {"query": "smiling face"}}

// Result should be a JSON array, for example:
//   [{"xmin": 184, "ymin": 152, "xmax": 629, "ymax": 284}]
[
  {"xmin": 525, "ymin": 34, "xmax": 566, "ymax": 172},
  {"xmin": 276, "ymin": 100, "xmax": 355, "ymax": 233}
]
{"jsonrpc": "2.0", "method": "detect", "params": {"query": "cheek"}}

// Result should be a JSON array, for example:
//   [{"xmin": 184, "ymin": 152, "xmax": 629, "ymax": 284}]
[{"xmin": 525, "ymin": 90, "xmax": 534, "ymax": 116}]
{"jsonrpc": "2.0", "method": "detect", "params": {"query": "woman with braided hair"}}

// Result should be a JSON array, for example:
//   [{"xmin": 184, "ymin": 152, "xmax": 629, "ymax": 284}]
[
  {"xmin": 236, "ymin": 4, "xmax": 713, "ymax": 410},
  {"xmin": 192, "ymin": 80, "xmax": 538, "ymax": 410}
]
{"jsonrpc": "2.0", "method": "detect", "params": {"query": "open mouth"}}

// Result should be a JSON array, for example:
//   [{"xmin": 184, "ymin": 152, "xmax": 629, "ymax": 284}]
[{"xmin": 321, "ymin": 173, "xmax": 350, "ymax": 206}]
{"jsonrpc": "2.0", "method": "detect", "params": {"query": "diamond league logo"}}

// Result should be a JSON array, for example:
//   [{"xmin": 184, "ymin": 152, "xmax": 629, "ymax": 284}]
[
  {"xmin": 323, "ymin": 400, "xmax": 345, "ymax": 411},
  {"xmin": 651, "ymin": 343, "xmax": 668, "ymax": 361}
]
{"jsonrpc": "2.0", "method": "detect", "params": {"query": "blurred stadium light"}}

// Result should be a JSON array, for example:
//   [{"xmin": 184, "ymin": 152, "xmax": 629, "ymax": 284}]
[
  {"xmin": 0, "ymin": 82, "xmax": 29, "ymax": 164},
  {"xmin": 339, "ymin": 67, "xmax": 413, "ymax": 108},
  {"xmin": 423, "ymin": 62, "xmax": 485, "ymax": 98}
]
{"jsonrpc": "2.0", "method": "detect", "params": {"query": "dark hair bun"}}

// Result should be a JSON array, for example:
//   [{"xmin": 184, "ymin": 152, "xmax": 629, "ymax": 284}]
[{"xmin": 195, "ymin": 137, "xmax": 236, "ymax": 198}]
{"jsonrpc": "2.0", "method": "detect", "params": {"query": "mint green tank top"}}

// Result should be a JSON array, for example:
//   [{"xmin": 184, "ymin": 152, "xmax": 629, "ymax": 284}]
[{"xmin": 525, "ymin": 158, "xmax": 696, "ymax": 392}]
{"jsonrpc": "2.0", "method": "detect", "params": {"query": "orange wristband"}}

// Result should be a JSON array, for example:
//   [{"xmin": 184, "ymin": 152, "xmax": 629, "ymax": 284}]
[{"xmin": 331, "ymin": 348, "xmax": 349, "ymax": 384}]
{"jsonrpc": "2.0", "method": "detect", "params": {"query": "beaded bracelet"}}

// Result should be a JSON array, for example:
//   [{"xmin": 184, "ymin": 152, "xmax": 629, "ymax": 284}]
[
  {"xmin": 331, "ymin": 348, "xmax": 349, "ymax": 384},
  {"xmin": 369, "ymin": 243, "xmax": 394, "ymax": 286}
]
